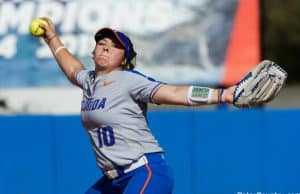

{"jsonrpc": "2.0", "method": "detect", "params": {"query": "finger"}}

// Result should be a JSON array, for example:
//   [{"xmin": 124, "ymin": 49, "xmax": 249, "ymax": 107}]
[
  {"xmin": 262, "ymin": 78, "xmax": 285, "ymax": 102},
  {"xmin": 250, "ymin": 77, "xmax": 271, "ymax": 104},
  {"xmin": 250, "ymin": 74, "xmax": 269, "ymax": 97},
  {"xmin": 255, "ymin": 78, "xmax": 272, "ymax": 100},
  {"xmin": 262, "ymin": 82, "xmax": 279, "ymax": 102},
  {"xmin": 40, "ymin": 17, "xmax": 50, "ymax": 24},
  {"xmin": 261, "ymin": 65, "xmax": 287, "ymax": 102},
  {"xmin": 39, "ymin": 23, "xmax": 48, "ymax": 29}
]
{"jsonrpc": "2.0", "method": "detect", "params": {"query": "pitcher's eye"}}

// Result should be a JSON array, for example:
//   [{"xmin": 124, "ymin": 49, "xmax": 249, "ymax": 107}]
[{"xmin": 97, "ymin": 42, "xmax": 123, "ymax": 49}]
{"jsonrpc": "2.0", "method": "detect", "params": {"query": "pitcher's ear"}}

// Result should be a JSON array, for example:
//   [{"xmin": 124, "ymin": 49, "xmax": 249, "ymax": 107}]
[{"xmin": 121, "ymin": 57, "xmax": 127, "ymax": 65}]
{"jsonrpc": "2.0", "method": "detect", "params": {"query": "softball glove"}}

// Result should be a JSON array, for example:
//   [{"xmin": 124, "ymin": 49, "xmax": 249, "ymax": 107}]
[{"xmin": 233, "ymin": 60, "xmax": 287, "ymax": 107}]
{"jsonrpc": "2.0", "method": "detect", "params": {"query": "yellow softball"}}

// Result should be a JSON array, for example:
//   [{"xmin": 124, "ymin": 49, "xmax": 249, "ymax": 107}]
[{"xmin": 29, "ymin": 18, "xmax": 48, "ymax": 37}]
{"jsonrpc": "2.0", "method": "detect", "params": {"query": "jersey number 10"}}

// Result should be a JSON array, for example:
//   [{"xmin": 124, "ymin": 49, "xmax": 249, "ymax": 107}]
[{"xmin": 97, "ymin": 126, "xmax": 115, "ymax": 148}]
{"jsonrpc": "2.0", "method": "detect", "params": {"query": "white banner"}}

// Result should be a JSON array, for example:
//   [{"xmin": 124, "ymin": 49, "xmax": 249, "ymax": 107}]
[{"xmin": 0, "ymin": 0, "xmax": 238, "ymax": 87}]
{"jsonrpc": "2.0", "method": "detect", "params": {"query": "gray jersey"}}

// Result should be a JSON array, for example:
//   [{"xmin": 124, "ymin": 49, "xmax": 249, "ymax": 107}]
[{"xmin": 75, "ymin": 69, "xmax": 164, "ymax": 171}]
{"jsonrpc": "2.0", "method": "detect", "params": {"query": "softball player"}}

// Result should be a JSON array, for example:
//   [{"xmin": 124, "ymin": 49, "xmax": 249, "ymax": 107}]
[{"xmin": 40, "ymin": 18, "xmax": 236, "ymax": 194}]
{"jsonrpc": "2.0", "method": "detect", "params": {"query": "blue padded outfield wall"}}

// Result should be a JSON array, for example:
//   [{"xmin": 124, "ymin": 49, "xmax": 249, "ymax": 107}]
[{"xmin": 1, "ymin": 109, "xmax": 300, "ymax": 194}]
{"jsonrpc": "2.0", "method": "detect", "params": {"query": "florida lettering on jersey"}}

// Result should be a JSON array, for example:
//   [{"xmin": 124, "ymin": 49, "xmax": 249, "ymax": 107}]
[{"xmin": 81, "ymin": 97, "xmax": 107, "ymax": 111}]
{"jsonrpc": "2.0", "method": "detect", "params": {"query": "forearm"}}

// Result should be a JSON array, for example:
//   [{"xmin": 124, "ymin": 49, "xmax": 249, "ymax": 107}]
[
  {"xmin": 153, "ymin": 85, "xmax": 235, "ymax": 106},
  {"xmin": 39, "ymin": 17, "xmax": 84, "ymax": 85},
  {"xmin": 47, "ymin": 36, "xmax": 84, "ymax": 84},
  {"xmin": 153, "ymin": 85, "xmax": 190, "ymax": 105}
]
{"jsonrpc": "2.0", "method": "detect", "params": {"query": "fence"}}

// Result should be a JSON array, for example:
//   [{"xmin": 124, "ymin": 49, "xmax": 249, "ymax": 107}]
[{"xmin": 0, "ymin": 109, "xmax": 299, "ymax": 194}]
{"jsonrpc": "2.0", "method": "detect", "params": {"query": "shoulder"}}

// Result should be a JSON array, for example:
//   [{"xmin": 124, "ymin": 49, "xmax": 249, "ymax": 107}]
[
  {"xmin": 76, "ymin": 69, "xmax": 95, "ymax": 80},
  {"xmin": 121, "ymin": 69, "xmax": 158, "ymax": 82},
  {"xmin": 75, "ymin": 69, "xmax": 95, "ymax": 88}
]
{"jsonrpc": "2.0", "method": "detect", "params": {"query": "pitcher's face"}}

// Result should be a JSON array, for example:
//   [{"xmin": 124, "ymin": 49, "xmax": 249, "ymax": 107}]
[{"xmin": 93, "ymin": 38, "xmax": 126, "ymax": 72}]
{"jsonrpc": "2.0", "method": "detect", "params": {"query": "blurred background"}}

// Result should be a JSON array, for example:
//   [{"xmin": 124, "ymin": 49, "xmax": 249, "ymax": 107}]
[{"xmin": 0, "ymin": 0, "xmax": 299, "ymax": 194}]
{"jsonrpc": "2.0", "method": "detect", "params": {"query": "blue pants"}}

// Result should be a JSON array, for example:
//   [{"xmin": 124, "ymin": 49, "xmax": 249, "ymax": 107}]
[{"xmin": 85, "ymin": 153, "xmax": 174, "ymax": 194}]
